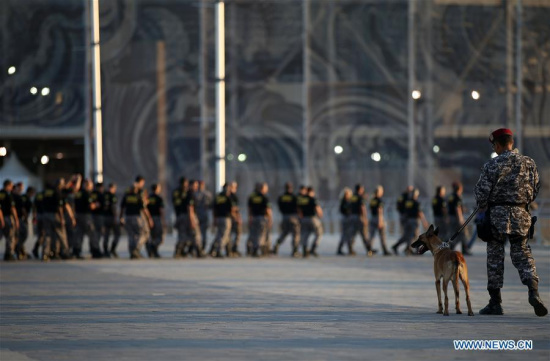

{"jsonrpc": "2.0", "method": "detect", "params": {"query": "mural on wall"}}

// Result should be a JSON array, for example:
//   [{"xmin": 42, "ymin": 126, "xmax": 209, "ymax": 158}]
[{"xmin": 1, "ymin": 0, "xmax": 549, "ymax": 202}]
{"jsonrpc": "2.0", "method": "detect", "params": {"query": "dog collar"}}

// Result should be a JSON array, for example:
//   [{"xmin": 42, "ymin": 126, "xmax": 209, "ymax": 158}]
[{"xmin": 438, "ymin": 242, "xmax": 450, "ymax": 250}]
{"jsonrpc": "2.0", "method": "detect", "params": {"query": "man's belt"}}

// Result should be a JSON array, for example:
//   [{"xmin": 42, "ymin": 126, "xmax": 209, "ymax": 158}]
[{"xmin": 489, "ymin": 202, "xmax": 528, "ymax": 209}]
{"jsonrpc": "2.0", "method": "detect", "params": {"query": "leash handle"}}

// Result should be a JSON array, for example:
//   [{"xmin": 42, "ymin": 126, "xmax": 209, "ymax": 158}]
[{"xmin": 449, "ymin": 205, "xmax": 480, "ymax": 242}]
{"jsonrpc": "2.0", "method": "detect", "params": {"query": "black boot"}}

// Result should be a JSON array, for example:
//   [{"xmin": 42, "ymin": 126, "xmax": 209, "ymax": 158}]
[
  {"xmin": 302, "ymin": 245, "xmax": 309, "ymax": 258},
  {"xmin": 272, "ymin": 243, "xmax": 279, "ymax": 255},
  {"xmin": 479, "ymin": 288, "xmax": 504, "ymax": 315},
  {"xmin": 527, "ymin": 280, "xmax": 548, "ymax": 317}
]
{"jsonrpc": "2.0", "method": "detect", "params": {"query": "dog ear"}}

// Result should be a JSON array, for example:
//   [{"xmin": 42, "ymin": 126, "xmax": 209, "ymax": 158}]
[
  {"xmin": 427, "ymin": 224, "xmax": 434, "ymax": 236},
  {"xmin": 434, "ymin": 226, "xmax": 439, "ymax": 236}
]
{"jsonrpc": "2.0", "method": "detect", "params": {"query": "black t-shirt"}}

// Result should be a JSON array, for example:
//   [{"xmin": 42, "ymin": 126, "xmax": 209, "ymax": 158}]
[
  {"xmin": 298, "ymin": 195, "xmax": 317, "ymax": 217},
  {"xmin": 350, "ymin": 193, "xmax": 364, "ymax": 215},
  {"xmin": 0, "ymin": 189, "xmax": 15, "ymax": 215},
  {"xmin": 248, "ymin": 192, "xmax": 270, "ymax": 217},
  {"xmin": 91, "ymin": 191, "xmax": 104, "ymax": 215},
  {"xmin": 74, "ymin": 190, "xmax": 94, "ymax": 214},
  {"xmin": 230, "ymin": 193, "xmax": 239, "ymax": 207},
  {"xmin": 396, "ymin": 192, "xmax": 409, "ymax": 214},
  {"xmin": 447, "ymin": 193, "xmax": 462, "ymax": 217},
  {"xmin": 172, "ymin": 188, "xmax": 193, "ymax": 215},
  {"xmin": 369, "ymin": 197, "xmax": 383, "ymax": 217},
  {"xmin": 121, "ymin": 192, "xmax": 144, "ymax": 216},
  {"xmin": 42, "ymin": 188, "xmax": 65, "ymax": 213},
  {"xmin": 278, "ymin": 192, "xmax": 297, "ymax": 215},
  {"xmin": 34, "ymin": 192, "xmax": 44, "ymax": 215},
  {"xmin": 339, "ymin": 197, "xmax": 352, "ymax": 216},
  {"xmin": 22, "ymin": 194, "xmax": 33, "ymax": 215},
  {"xmin": 214, "ymin": 192, "xmax": 235, "ymax": 218},
  {"xmin": 12, "ymin": 193, "xmax": 24, "ymax": 218},
  {"xmin": 147, "ymin": 194, "xmax": 164, "ymax": 216},
  {"xmin": 404, "ymin": 199, "xmax": 421, "ymax": 219},
  {"xmin": 432, "ymin": 196, "xmax": 447, "ymax": 217},
  {"xmin": 103, "ymin": 192, "xmax": 118, "ymax": 216}
]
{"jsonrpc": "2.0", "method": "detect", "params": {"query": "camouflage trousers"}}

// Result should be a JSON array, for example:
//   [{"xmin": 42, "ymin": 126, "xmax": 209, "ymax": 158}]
[
  {"xmin": 175, "ymin": 214, "xmax": 202, "ymax": 252},
  {"xmin": 211, "ymin": 217, "xmax": 232, "ymax": 254},
  {"xmin": 247, "ymin": 216, "xmax": 269, "ymax": 254},
  {"xmin": 43, "ymin": 213, "xmax": 70, "ymax": 258},
  {"xmin": 487, "ymin": 234, "xmax": 539, "ymax": 290},
  {"xmin": 149, "ymin": 216, "xmax": 164, "ymax": 248},
  {"xmin": 125, "ymin": 215, "xmax": 148, "ymax": 255},
  {"xmin": 345, "ymin": 215, "xmax": 372, "ymax": 252},
  {"xmin": 337, "ymin": 216, "xmax": 353, "ymax": 252},
  {"xmin": 449, "ymin": 216, "xmax": 469, "ymax": 252},
  {"xmin": 368, "ymin": 216, "xmax": 388, "ymax": 254},
  {"xmin": 2, "ymin": 216, "xmax": 17, "ymax": 258},
  {"xmin": 301, "ymin": 216, "xmax": 323, "ymax": 251},
  {"xmin": 230, "ymin": 218, "xmax": 242, "ymax": 251},
  {"xmin": 275, "ymin": 215, "xmax": 300, "ymax": 250},
  {"xmin": 433, "ymin": 216, "xmax": 449, "ymax": 241}
]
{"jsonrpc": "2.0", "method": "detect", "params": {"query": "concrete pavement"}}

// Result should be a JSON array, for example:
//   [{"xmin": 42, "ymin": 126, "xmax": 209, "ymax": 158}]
[{"xmin": 1, "ymin": 233, "xmax": 549, "ymax": 360}]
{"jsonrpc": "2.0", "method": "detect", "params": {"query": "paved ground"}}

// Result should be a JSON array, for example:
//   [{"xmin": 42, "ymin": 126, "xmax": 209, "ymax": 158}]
[{"xmin": 1, "ymin": 234, "xmax": 549, "ymax": 361}]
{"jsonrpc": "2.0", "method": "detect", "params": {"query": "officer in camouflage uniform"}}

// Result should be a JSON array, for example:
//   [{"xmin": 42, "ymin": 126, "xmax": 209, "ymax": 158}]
[
  {"xmin": 272, "ymin": 182, "xmax": 300, "ymax": 257},
  {"xmin": 31, "ymin": 190, "xmax": 45, "ymax": 259},
  {"xmin": 474, "ymin": 128, "xmax": 547, "ymax": 317}
]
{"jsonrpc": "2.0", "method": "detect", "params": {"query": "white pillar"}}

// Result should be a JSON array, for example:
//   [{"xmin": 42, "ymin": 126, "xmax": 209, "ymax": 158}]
[
  {"xmin": 215, "ymin": 1, "xmax": 226, "ymax": 192},
  {"xmin": 515, "ymin": 0, "xmax": 523, "ymax": 153},
  {"xmin": 90, "ymin": 0, "xmax": 103, "ymax": 183},
  {"xmin": 302, "ymin": 0, "xmax": 311, "ymax": 186},
  {"xmin": 407, "ymin": 0, "xmax": 416, "ymax": 187}
]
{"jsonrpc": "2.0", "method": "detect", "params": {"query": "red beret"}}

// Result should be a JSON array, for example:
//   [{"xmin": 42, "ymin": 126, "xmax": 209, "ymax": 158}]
[{"xmin": 489, "ymin": 128, "xmax": 513, "ymax": 143}]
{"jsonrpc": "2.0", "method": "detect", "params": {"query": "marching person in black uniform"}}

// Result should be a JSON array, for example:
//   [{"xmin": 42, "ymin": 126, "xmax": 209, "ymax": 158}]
[
  {"xmin": 447, "ymin": 181, "xmax": 471, "ymax": 255},
  {"xmin": 91, "ymin": 183, "xmax": 106, "ymax": 254},
  {"xmin": 103, "ymin": 183, "xmax": 121, "ymax": 258},
  {"xmin": 15, "ymin": 185, "xmax": 35, "ymax": 260},
  {"xmin": 74, "ymin": 179, "xmax": 102, "ymax": 259},
  {"xmin": 31, "ymin": 189, "xmax": 45, "ymax": 259},
  {"xmin": 337, "ymin": 187, "xmax": 353, "ymax": 255},
  {"xmin": 396, "ymin": 185, "xmax": 413, "ymax": 236},
  {"xmin": 172, "ymin": 177, "xmax": 203, "ymax": 258},
  {"xmin": 246, "ymin": 182, "xmax": 272, "ymax": 257},
  {"xmin": 121, "ymin": 183, "xmax": 153, "ymax": 259},
  {"xmin": 210, "ymin": 184, "xmax": 237, "ymax": 257},
  {"xmin": 42, "ymin": 179, "xmax": 75, "ymax": 260},
  {"xmin": 12, "ymin": 182, "xmax": 31, "ymax": 259},
  {"xmin": 272, "ymin": 182, "xmax": 300, "ymax": 257},
  {"xmin": 1, "ymin": 179, "xmax": 19, "ymax": 261},
  {"xmin": 431, "ymin": 186, "xmax": 448, "ymax": 241},
  {"xmin": 147, "ymin": 184, "xmax": 165, "ymax": 258},
  {"xmin": 392, "ymin": 188, "xmax": 428, "ymax": 255},
  {"xmin": 229, "ymin": 182, "xmax": 242, "ymax": 256},
  {"xmin": 64, "ymin": 175, "xmax": 81, "ymax": 257},
  {"xmin": 298, "ymin": 186, "xmax": 323, "ymax": 257},
  {"xmin": 368, "ymin": 186, "xmax": 390, "ymax": 256},
  {"xmin": 345, "ymin": 184, "xmax": 376, "ymax": 256}
]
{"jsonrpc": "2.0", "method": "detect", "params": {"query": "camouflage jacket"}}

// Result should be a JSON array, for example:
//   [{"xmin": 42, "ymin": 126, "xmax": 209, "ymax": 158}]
[{"xmin": 474, "ymin": 149, "xmax": 540, "ymax": 236}]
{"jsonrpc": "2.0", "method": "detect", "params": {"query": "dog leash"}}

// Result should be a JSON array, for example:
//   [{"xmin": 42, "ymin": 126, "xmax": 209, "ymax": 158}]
[{"xmin": 442, "ymin": 205, "xmax": 480, "ymax": 248}]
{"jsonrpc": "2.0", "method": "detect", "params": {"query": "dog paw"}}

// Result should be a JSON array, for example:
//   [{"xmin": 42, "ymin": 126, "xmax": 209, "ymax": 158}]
[
  {"xmin": 456, "ymin": 310, "xmax": 462, "ymax": 314},
  {"xmin": 436, "ymin": 310, "xmax": 443, "ymax": 314},
  {"xmin": 468, "ymin": 312, "xmax": 474, "ymax": 316}
]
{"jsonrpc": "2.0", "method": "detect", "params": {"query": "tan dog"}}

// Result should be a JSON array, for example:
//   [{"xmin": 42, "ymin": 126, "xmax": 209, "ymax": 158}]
[{"xmin": 412, "ymin": 225, "xmax": 474, "ymax": 316}]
